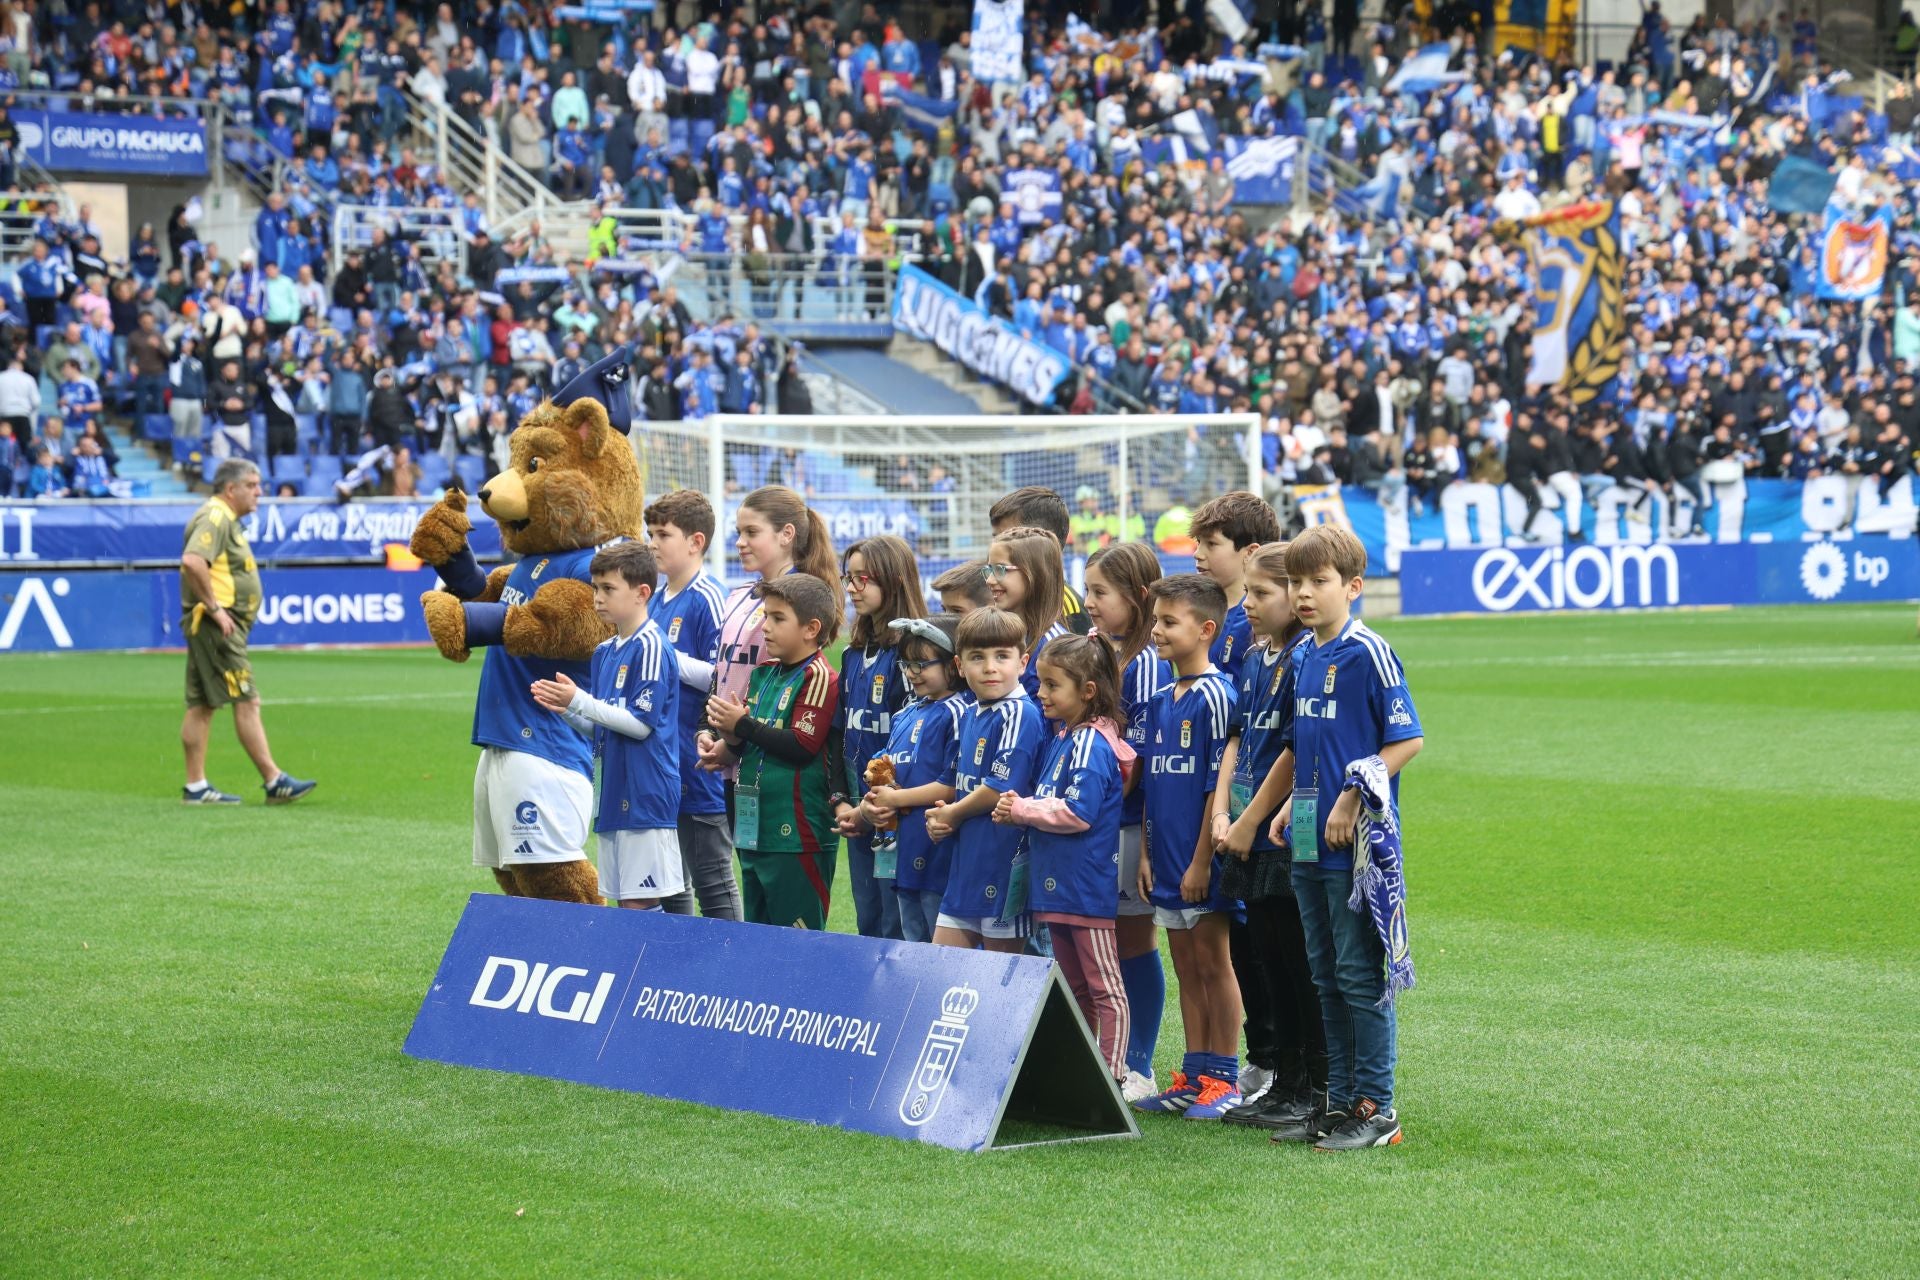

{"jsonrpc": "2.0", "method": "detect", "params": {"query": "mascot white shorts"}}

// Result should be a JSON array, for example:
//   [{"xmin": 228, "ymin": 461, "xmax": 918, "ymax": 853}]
[{"xmin": 472, "ymin": 747, "xmax": 593, "ymax": 868}]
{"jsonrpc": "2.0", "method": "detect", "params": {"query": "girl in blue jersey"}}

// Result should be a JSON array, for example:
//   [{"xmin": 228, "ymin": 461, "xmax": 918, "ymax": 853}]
[
  {"xmin": 862, "ymin": 615, "xmax": 970, "ymax": 943},
  {"xmin": 1213, "ymin": 543, "xmax": 1326, "ymax": 1130},
  {"xmin": 984, "ymin": 526, "xmax": 1070, "ymax": 714},
  {"xmin": 831, "ymin": 535, "xmax": 925, "ymax": 940},
  {"xmin": 994, "ymin": 634, "xmax": 1136, "ymax": 1083},
  {"xmin": 925, "ymin": 607, "xmax": 1045, "ymax": 953},
  {"xmin": 1084, "ymin": 541, "xmax": 1172, "ymax": 1101}
]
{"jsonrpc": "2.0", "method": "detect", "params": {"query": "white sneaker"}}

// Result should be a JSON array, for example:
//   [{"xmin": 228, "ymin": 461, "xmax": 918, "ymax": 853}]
[
  {"xmin": 1121, "ymin": 1070, "xmax": 1158, "ymax": 1103},
  {"xmin": 1237, "ymin": 1064, "xmax": 1275, "ymax": 1105}
]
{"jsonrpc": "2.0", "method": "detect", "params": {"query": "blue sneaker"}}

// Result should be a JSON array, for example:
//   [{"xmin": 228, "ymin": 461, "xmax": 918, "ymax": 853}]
[
  {"xmin": 1130, "ymin": 1071, "xmax": 1198, "ymax": 1114},
  {"xmin": 182, "ymin": 784, "xmax": 243, "ymax": 805},
  {"xmin": 264, "ymin": 774, "xmax": 317, "ymax": 805},
  {"xmin": 1182, "ymin": 1074, "xmax": 1243, "ymax": 1120}
]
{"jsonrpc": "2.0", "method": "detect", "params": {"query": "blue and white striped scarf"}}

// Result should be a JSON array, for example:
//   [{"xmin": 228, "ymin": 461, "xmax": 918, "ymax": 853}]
[{"xmin": 1344, "ymin": 755, "xmax": 1416, "ymax": 1006}]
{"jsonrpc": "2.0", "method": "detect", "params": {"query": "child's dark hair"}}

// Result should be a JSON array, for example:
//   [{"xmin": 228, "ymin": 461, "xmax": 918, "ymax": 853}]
[
  {"xmin": 843, "ymin": 534, "xmax": 926, "ymax": 647},
  {"xmin": 989, "ymin": 525, "xmax": 1065, "ymax": 651},
  {"xmin": 1283, "ymin": 524, "xmax": 1367, "ymax": 583},
  {"xmin": 955, "ymin": 605, "xmax": 1027, "ymax": 654},
  {"xmin": 590, "ymin": 541, "xmax": 658, "ymax": 588},
  {"xmin": 759, "ymin": 572, "xmax": 842, "ymax": 646},
  {"xmin": 989, "ymin": 485, "xmax": 1071, "ymax": 546},
  {"xmin": 932, "ymin": 559, "xmax": 993, "ymax": 608},
  {"xmin": 1147, "ymin": 572, "xmax": 1228, "ymax": 631},
  {"xmin": 642, "ymin": 488, "xmax": 715, "ymax": 546},
  {"xmin": 1190, "ymin": 490, "xmax": 1281, "ymax": 550},
  {"xmin": 899, "ymin": 612, "xmax": 963, "ymax": 690},
  {"xmin": 1084, "ymin": 540, "xmax": 1162, "ymax": 669},
  {"xmin": 1035, "ymin": 633, "xmax": 1122, "ymax": 727},
  {"xmin": 1246, "ymin": 542, "xmax": 1305, "ymax": 652}
]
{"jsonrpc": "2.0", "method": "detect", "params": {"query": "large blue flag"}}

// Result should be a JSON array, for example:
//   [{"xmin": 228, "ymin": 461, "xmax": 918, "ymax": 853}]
[
  {"xmin": 1500, "ymin": 200, "xmax": 1626, "ymax": 404},
  {"xmin": 1816, "ymin": 206, "xmax": 1893, "ymax": 300},
  {"xmin": 1221, "ymin": 134, "xmax": 1299, "ymax": 204},
  {"xmin": 883, "ymin": 83, "xmax": 957, "ymax": 136},
  {"xmin": 1768, "ymin": 154, "xmax": 1837, "ymax": 214}
]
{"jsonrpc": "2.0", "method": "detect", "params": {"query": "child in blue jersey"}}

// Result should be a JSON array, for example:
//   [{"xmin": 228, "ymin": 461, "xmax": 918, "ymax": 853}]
[
  {"xmin": 1135, "ymin": 573, "xmax": 1244, "ymax": 1120},
  {"xmin": 985, "ymin": 526, "xmax": 1070, "ymax": 716},
  {"xmin": 1190, "ymin": 490, "xmax": 1278, "ymax": 671},
  {"xmin": 925, "ymin": 607, "xmax": 1045, "ymax": 953},
  {"xmin": 830, "ymin": 535, "xmax": 925, "ymax": 941},
  {"xmin": 1256, "ymin": 524, "xmax": 1424, "ymax": 1151},
  {"xmin": 532, "ymin": 543, "xmax": 682, "ymax": 908},
  {"xmin": 862, "ymin": 615, "xmax": 969, "ymax": 943},
  {"xmin": 993, "ymin": 634, "xmax": 1135, "ymax": 1083},
  {"xmin": 1084, "ymin": 541, "xmax": 1171, "ymax": 1102},
  {"xmin": 1213, "ymin": 543, "xmax": 1326, "ymax": 1131},
  {"xmin": 643, "ymin": 490, "xmax": 742, "ymax": 921}
]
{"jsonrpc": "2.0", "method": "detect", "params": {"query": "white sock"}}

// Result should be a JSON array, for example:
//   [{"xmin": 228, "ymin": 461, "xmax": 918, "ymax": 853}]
[{"xmin": 185, "ymin": 779, "xmax": 208, "ymax": 792}]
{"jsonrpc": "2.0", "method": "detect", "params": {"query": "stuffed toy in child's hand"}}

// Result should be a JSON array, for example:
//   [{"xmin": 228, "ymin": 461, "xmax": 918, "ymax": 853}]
[{"xmin": 864, "ymin": 757, "xmax": 897, "ymax": 830}]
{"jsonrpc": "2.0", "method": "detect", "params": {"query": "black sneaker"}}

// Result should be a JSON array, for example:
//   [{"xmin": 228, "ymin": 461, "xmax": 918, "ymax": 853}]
[
  {"xmin": 263, "ymin": 774, "xmax": 317, "ymax": 805},
  {"xmin": 182, "ymin": 784, "xmax": 243, "ymax": 805},
  {"xmin": 1313, "ymin": 1096, "xmax": 1402, "ymax": 1150},
  {"xmin": 1224, "ymin": 1085, "xmax": 1314, "ymax": 1130},
  {"xmin": 1269, "ymin": 1093, "xmax": 1346, "ymax": 1143}
]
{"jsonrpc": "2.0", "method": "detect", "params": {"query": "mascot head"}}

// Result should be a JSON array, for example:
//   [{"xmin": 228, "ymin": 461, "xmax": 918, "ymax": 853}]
[{"xmin": 477, "ymin": 346, "xmax": 645, "ymax": 556}]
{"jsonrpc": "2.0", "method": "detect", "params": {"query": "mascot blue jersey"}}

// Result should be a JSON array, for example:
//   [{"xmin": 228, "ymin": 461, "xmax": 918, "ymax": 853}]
[{"xmin": 472, "ymin": 547, "xmax": 599, "ymax": 776}]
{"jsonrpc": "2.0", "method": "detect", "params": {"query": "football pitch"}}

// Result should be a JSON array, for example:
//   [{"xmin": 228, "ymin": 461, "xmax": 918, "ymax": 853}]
[{"xmin": 3, "ymin": 605, "xmax": 1917, "ymax": 1278}]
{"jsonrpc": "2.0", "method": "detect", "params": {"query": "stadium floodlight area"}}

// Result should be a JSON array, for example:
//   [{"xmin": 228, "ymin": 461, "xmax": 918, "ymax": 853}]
[{"xmin": 635, "ymin": 414, "xmax": 1263, "ymax": 584}]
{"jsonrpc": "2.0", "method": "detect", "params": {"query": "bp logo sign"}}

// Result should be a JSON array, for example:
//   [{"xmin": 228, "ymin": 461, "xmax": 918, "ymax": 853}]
[{"xmin": 1799, "ymin": 543, "xmax": 1846, "ymax": 600}]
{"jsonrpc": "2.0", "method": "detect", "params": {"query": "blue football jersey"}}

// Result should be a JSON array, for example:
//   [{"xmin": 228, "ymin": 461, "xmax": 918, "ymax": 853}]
[
  {"xmin": 1117, "ymin": 645, "xmax": 1170, "ymax": 828},
  {"xmin": 588, "ymin": 619, "xmax": 679, "ymax": 834},
  {"xmin": 1231, "ymin": 637, "xmax": 1304, "ymax": 852},
  {"xmin": 1281, "ymin": 619, "xmax": 1423, "ymax": 873},
  {"xmin": 1143, "ymin": 669, "xmax": 1238, "ymax": 912},
  {"xmin": 838, "ymin": 641, "xmax": 906, "ymax": 854},
  {"xmin": 1027, "ymin": 724, "xmax": 1124, "ymax": 919},
  {"xmin": 939, "ymin": 691, "xmax": 1043, "ymax": 919},
  {"xmin": 648, "ymin": 571, "xmax": 727, "ymax": 815},
  {"xmin": 1210, "ymin": 598, "xmax": 1252, "ymax": 670},
  {"xmin": 886, "ymin": 691, "xmax": 971, "ymax": 894},
  {"xmin": 473, "ymin": 547, "xmax": 600, "ymax": 776}
]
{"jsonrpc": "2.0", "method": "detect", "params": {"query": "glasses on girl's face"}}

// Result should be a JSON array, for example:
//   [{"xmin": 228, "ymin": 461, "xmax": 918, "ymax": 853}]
[
  {"xmin": 842, "ymin": 570, "xmax": 877, "ymax": 590},
  {"xmin": 899, "ymin": 658, "xmax": 942, "ymax": 676},
  {"xmin": 983, "ymin": 562, "xmax": 1019, "ymax": 580}
]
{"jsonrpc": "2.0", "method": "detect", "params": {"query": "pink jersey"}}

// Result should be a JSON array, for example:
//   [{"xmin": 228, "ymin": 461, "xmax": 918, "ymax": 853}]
[{"xmin": 711, "ymin": 582, "xmax": 770, "ymax": 780}]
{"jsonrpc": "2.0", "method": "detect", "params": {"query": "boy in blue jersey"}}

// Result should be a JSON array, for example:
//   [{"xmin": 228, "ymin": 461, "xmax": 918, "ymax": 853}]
[
  {"xmin": 1258, "ymin": 524, "xmax": 1424, "ymax": 1150},
  {"xmin": 533, "ymin": 543, "xmax": 682, "ymax": 908},
  {"xmin": 643, "ymin": 490, "xmax": 743, "ymax": 921},
  {"xmin": 1136, "ymin": 574, "xmax": 1244, "ymax": 1119},
  {"xmin": 925, "ymin": 607, "xmax": 1045, "ymax": 953},
  {"xmin": 1189, "ymin": 490, "xmax": 1278, "ymax": 671}
]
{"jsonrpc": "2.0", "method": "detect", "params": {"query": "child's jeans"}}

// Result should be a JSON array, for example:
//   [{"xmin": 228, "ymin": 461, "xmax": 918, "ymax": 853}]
[
  {"xmin": 895, "ymin": 886, "xmax": 943, "ymax": 943},
  {"xmin": 846, "ymin": 836, "xmax": 902, "ymax": 940},
  {"xmin": 1292, "ymin": 861, "xmax": 1397, "ymax": 1111}
]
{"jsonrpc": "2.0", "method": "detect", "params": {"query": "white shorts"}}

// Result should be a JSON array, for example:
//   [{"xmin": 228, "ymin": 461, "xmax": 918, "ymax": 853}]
[
  {"xmin": 472, "ymin": 747, "xmax": 593, "ymax": 868},
  {"xmin": 936, "ymin": 912, "xmax": 1028, "ymax": 940},
  {"xmin": 598, "ymin": 827, "xmax": 686, "ymax": 902},
  {"xmin": 1116, "ymin": 825, "xmax": 1155, "ymax": 917},
  {"xmin": 1154, "ymin": 904, "xmax": 1216, "ymax": 931}
]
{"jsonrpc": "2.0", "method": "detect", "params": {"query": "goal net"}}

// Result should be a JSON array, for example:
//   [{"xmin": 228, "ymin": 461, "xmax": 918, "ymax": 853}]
[{"xmin": 634, "ymin": 414, "xmax": 1264, "ymax": 587}]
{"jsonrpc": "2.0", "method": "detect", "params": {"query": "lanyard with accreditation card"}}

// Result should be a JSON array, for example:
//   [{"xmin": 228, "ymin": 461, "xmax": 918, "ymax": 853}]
[{"xmin": 1291, "ymin": 768, "xmax": 1319, "ymax": 864}]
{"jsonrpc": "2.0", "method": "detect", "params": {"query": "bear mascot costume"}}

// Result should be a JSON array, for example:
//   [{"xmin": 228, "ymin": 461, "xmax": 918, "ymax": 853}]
[{"xmin": 408, "ymin": 347, "xmax": 643, "ymax": 904}]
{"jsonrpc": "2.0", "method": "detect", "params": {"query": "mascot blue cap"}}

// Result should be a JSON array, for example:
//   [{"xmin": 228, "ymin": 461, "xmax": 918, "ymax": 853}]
[{"xmin": 552, "ymin": 343, "xmax": 635, "ymax": 432}]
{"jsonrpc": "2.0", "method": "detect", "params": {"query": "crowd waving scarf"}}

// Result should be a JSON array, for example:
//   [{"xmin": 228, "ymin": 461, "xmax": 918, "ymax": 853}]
[
  {"xmin": 1344, "ymin": 755, "xmax": 1415, "ymax": 1006},
  {"xmin": 1497, "ymin": 200, "xmax": 1625, "ymax": 405}
]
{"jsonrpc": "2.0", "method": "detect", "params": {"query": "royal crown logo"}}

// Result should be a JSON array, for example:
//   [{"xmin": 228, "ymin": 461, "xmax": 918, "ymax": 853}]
[{"xmin": 899, "ymin": 984, "xmax": 979, "ymax": 1128}]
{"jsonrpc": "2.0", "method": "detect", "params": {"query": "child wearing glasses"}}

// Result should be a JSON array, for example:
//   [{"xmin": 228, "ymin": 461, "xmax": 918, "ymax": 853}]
[
  {"xmin": 830, "ymin": 536, "xmax": 927, "ymax": 940},
  {"xmin": 984, "ymin": 526, "xmax": 1070, "ymax": 730}
]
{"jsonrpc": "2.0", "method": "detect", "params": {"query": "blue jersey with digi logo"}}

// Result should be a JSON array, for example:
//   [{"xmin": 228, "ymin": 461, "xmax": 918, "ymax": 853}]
[
  {"xmin": 1280, "ymin": 619, "xmax": 1423, "ymax": 872},
  {"xmin": 1231, "ymin": 637, "xmax": 1304, "ymax": 852},
  {"xmin": 1118, "ymin": 645, "xmax": 1170, "ymax": 827},
  {"xmin": 1210, "ymin": 597, "xmax": 1251, "ymax": 670},
  {"xmin": 648, "ymin": 570, "xmax": 727, "ymax": 816},
  {"xmin": 939, "ymin": 691, "xmax": 1043, "ymax": 919},
  {"xmin": 587, "ymin": 619, "xmax": 679, "ymax": 834},
  {"xmin": 472, "ymin": 546, "xmax": 601, "ymax": 776},
  {"xmin": 1027, "ymin": 723, "xmax": 1124, "ymax": 919},
  {"xmin": 885, "ymin": 691, "xmax": 971, "ymax": 894},
  {"xmin": 1143, "ymin": 669, "xmax": 1238, "ymax": 913},
  {"xmin": 838, "ymin": 641, "xmax": 906, "ymax": 852},
  {"xmin": 1021, "ymin": 619, "xmax": 1072, "ymax": 733}
]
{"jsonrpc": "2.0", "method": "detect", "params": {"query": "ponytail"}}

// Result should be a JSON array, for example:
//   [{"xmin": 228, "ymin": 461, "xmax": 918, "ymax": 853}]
[
  {"xmin": 743, "ymin": 484, "xmax": 842, "ymax": 615},
  {"xmin": 1035, "ymin": 632, "xmax": 1122, "ymax": 727}
]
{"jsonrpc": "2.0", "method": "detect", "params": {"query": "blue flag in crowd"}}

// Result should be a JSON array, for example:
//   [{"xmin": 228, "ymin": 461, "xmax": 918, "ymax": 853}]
[
  {"xmin": 1003, "ymin": 167, "xmax": 1063, "ymax": 224},
  {"xmin": 1769, "ymin": 154, "xmax": 1837, "ymax": 214},
  {"xmin": 1386, "ymin": 43, "xmax": 1469, "ymax": 95},
  {"xmin": 884, "ymin": 84, "xmax": 957, "ymax": 136},
  {"xmin": 1816, "ymin": 206, "xmax": 1893, "ymax": 300},
  {"xmin": 1222, "ymin": 134, "xmax": 1299, "ymax": 204}
]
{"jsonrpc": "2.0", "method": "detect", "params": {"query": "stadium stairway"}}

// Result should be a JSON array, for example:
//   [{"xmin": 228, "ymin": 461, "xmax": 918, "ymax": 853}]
[
  {"xmin": 105, "ymin": 421, "xmax": 191, "ymax": 498},
  {"xmin": 803, "ymin": 344, "xmax": 1005, "ymax": 417},
  {"xmin": 879, "ymin": 335, "xmax": 1023, "ymax": 415}
]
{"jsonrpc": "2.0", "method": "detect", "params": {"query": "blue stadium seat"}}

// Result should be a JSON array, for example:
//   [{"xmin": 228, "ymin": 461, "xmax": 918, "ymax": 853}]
[
  {"xmin": 141, "ymin": 413, "xmax": 173, "ymax": 442},
  {"xmin": 270, "ymin": 454, "xmax": 306, "ymax": 483},
  {"xmin": 308, "ymin": 454, "xmax": 344, "ymax": 483},
  {"xmin": 421, "ymin": 453, "xmax": 452, "ymax": 490},
  {"xmin": 171, "ymin": 438, "xmax": 203, "ymax": 466},
  {"xmin": 304, "ymin": 476, "xmax": 341, "ymax": 497},
  {"xmin": 294, "ymin": 413, "xmax": 320, "ymax": 449},
  {"xmin": 201, "ymin": 455, "xmax": 222, "ymax": 484},
  {"xmin": 453, "ymin": 455, "xmax": 488, "ymax": 493}
]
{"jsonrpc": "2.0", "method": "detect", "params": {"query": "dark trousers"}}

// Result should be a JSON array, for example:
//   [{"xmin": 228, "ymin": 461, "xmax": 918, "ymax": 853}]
[{"xmin": 1235, "ymin": 889, "xmax": 1328, "ymax": 1084}]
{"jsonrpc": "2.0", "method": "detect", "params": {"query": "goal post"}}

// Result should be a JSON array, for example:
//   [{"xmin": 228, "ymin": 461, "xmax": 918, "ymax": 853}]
[{"xmin": 632, "ymin": 413, "xmax": 1264, "ymax": 586}]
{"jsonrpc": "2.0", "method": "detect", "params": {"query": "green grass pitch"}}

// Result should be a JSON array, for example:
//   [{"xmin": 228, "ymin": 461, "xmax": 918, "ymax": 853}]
[{"xmin": 3, "ymin": 605, "xmax": 1918, "ymax": 1277}]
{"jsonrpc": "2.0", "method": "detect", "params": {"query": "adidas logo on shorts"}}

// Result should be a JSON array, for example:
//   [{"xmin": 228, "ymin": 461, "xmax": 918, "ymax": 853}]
[{"xmin": 512, "ymin": 841, "xmax": 534, "ymax": 856}]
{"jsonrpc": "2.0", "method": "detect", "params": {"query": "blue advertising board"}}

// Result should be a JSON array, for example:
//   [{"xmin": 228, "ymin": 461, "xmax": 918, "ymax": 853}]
[
  {"xmin": 0, "ymin": 500, "xmax": 502, "ymax": 567},
  {"xmin": 1399, "ymin": 538, "xmax": 1920, "ymax": 616},
  {"xmin": 14, "ymin": 109, "xmax": 209, "ymax": 178},
  {"xmin": 405, "ymin": 895, "xmax": 1137, "ymax": 1151},
  {"xmin": 0, "ymin": 565, "xmax": 443, "ymax": 651}
]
